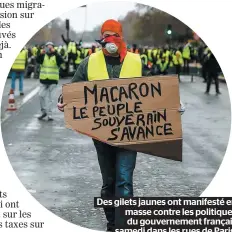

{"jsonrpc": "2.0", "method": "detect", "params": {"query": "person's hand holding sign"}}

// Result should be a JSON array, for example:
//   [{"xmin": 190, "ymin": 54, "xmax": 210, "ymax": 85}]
[{"xmin": 57, "ymin": 94, "xmax": 67, "ymax": 112}]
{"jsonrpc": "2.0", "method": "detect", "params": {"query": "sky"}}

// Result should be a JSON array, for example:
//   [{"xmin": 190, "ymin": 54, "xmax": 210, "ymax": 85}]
[{"xmin": 59, "ymin": 1, "xmax": 136, "ymax": 33}]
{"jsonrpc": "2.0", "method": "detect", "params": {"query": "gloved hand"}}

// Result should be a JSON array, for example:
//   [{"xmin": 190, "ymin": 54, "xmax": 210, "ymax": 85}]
[{"xmin": 178, "ymin": 101, "xmax": 185, "ymax": 115}]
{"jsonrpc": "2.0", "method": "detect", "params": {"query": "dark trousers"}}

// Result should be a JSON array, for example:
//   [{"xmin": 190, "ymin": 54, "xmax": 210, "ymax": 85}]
[
  {"xmin": 175, "ymin": 65, "xmax": 181, "ymax": 81},
  {"xmin": 93, "ymin": 139, "xmax": 137, "ymax": 228},
  {"xmin": 202, "ymin": 65, "xmax": 208, "ymax": 82},
  {"xmin": 206, "ymin": 72, "xmax": 219, "ymax": 93},
  {"xmin": 183, "ymin": 58, "xmax": 190, "ymax": 74}
]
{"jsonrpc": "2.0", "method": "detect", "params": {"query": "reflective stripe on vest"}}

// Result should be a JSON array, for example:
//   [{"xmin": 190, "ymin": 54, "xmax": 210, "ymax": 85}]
[
  {"xmin": 159, "ymin": 62, "xmax": 168, "ymax": 72},
  {"xmin": 39, "ymin": 54, "xmax": 59, "ymax": 81},
  {"xmin": 87, "ymin": 50, "xmax": 142, "ymax": 81},
  {"xmin": 12, "ymin": 50, "xmax": 27, "ymax": 70},
  {"xmin": 140, "ymin": 54, "xmax": 148, "ymax": 65}
]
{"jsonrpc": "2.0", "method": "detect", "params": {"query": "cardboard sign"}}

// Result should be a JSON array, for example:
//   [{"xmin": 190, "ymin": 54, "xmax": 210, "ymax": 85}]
[{"xmin": 62, "ymin": 76, "xmax": 183, "ymax": 161}]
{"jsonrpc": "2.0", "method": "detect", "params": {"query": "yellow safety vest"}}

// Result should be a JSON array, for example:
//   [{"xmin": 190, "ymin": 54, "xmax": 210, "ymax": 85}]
[
  {"xmin": 39, "ymin": 54, "xmax": 59, "ymax": 81},
  {"xmin": 11, "ymin": 50, "xmax": 27, "ymax": 70},
  {"xmin": 162, "ymin": 50, "xmax": 170, "ymax": 62},
  {"xmin": 88, "ymin": 50, "xmax": 142, "ymax": 81},
  {"xmin": 158, "ymin": 62, "xmax": 168, "ymax": 72},
  {"xmin": 169, "ymin": 60, "xmax": 174, "ymax": 67},
  {"xmin": 32, "ymin": 47, "xmax": 38, "ymax": 56},
  {"xmin": 85, "ymin": 48, "xmax": 89, "ymax": 57},
  {"xmin": 58, "ymin": 46, "xmax": 62, "ymax": 54},
  {"xmin": 67, "ymin": 42, "xmax": 72, "ymax": 53},
  {"xmin": 182, "ymin": 46, "xmax": 190, "ymax": 59},
  {"xmin": 140, "ymin": 54, "xmax": 148, "ymax": 65},
  {"xmin": 147, "ymin": 49, "xmax": 152, "ymax": 61},
  {"xmin": 68, "ymin": 42, "xmax": 77, "ymax": 54},
  {"xmin": 72, "ymin": 43, "xmax": 77, "ymax": 54},
  {"xmin": 152, "ymin": 49, "xmax": 157, "ymax": 59},
  {"xmin": 173, "ymin": 51, "xmax": 183, "ymax": 65},
  {"xmin": 75, "ymin": 50, "xmax": 82, "ymax": 64},
  {"xmin": 156, "ymin": 50, "xmax": 161, "ymax": 60}
]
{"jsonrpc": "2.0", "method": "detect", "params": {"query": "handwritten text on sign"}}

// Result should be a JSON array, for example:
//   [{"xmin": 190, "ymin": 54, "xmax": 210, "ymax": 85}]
[
  {"xmin": 73, "ymin": 82, "xmax": 173, "ymax": 141},
  {"xmin": 63, "ymin": 78, "xmax": 179, "ymax": 143}
]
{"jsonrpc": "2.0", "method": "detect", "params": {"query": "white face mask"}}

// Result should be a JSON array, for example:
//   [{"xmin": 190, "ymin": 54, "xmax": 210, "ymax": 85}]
[{"xmin": 105, "ymin": 43, "xmax": 118, "ymax": 54}]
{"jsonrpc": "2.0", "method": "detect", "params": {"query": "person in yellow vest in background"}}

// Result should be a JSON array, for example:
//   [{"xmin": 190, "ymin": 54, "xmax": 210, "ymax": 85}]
[
  {"xmin": 74, "ymin": 45, "xmax": 83, "ymax": 69},
  {"xmin": 61, "ymin": 34, "xmax": 77, "ymax": 72},
  {"xmin": 32, "ymin": 45, "xmax": 38, "ymax": 57},
  {"xmin": 57, "ymin": 19, "xmax": 154, "ymax": 231},
  {"xmin": 168, "ymin": 48, "xmax": 175, "ymax": 69},
  {"xmin": 59, "ymin": 45, "xmax": 68, "ymax": 78},
  {"xmin": 10, "ymin": 47, "xmax": 28, "ymax": 95},
  {"xmin": 31, "ymin": 45, "xmax": 39, "ymax": 77},
  {"xmin": 140, "ymin": 51, "xmax": 148, "ymax": 67},
  {"xmin": 151, "ymin": 47, "xmax": 158, "ymax": 64},
  {"xmin": 162, "ymin": 45, "xmax": 170, "ymax": 62},
  {"xmin": 173, "ymin": 48, "xmax": 184, "ymax": 81},
  {"xmin": 36, "ymin": 42, "xmax": 64, "ymax": 121},
  {"xmin": 68, "ymin": 41, "xmax": 77, "ymax": 70},
  {"xmin": 147, "ymin": 47, "xmax": 152, "ymax": 62},
  {"xmin": 79, "ymin": 47, "xmax": 89, "ymax": 60},
  {"xmin": 156, "ymin": 56, "xmax": 169, "ymax": 75},
  {"xmin": 182, "ymin": 42, "xmax": 191, "ymax": 74}
]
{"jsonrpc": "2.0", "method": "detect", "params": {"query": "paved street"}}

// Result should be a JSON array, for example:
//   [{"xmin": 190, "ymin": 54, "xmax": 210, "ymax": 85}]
[{"xmin": 1, "ymin": 76, "xmax": 230, "ymax": 230}]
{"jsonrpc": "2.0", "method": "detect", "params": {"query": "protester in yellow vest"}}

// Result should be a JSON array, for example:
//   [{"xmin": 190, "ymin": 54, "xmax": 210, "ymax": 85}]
[
  {"xmin": 65, "ymin": 40, "xmax": 77, "ymax": 71},
  {"xmin": 10, "ymin": 48, "xmax": 28, "ymax": 95},
  {"xmin": 74, "ymin": 49, "xmax": 82, "ymax": 68},
  {"xmin": 182, "ymin": 43, "xmax": 191, "ymax": 74},
  {"xmin": 156, "ymin": 57, "xmax": 169, "ymax": 75},
  {"xmin": 57, "ymin": 19, "xmax": 152, "ymax": 230},
  {"xmin": 173, "ymin": 49, "xmax": 184, "ymax": 81},
  {"xmin": 58, "ymin": 20, "xmax": 185, "ymax": 230},
  {"xmin": 36, "ymin": 42, "xmax": 64, "ymax": 121},
  {"xmin": 32, "ymin": 45, "xmax": 38, "ymax": 57},
  {"xmin": 152, "ymin": 48, "xmax": 158, "ymax": 64}
]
